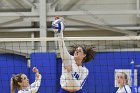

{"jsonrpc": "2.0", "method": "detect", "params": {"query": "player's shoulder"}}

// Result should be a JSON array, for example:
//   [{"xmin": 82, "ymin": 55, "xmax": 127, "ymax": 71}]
[
  {"xmin": 18, "ymin": 90, "xmax": 25, "ymax": 93},
  {"xmin": 18, "ymin": 90, "xmax": 21, "ymax": 93},
  {"xmin": 70, "ymin": 55, "xmax": 74, "ymax": 59},
  {"xmin": 125, "ymin": 85, "xmax": 130, "ymax": 88},
  {"xmin": 82, "ymin": 66, "xmax": 89, "ymax": 73},
  {"xmin": 18, "ymin": 90, "xmax": 23, "ymax": 93},
  {"xmin": 125, "ymin": 85, "xmax": 131, "ymax": 92},
  {"xmin": 18, "ymin": 89, "xmax": 30, "ymax": 93}
]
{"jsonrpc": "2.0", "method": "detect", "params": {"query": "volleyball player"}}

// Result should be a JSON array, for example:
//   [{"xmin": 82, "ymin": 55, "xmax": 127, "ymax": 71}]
[
  {"xmin": 10, "ymin": 67, "xmax": 42, "ymax": 93},
  {"xmin": 116, "ymin": 72, "xmax": 131, "ymax": 93},
  {"xmin": 53, "ymin": 18, "xmax": 95, "ymax": 93}
]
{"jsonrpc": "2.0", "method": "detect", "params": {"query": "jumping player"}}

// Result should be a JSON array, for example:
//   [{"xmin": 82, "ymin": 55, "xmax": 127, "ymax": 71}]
[
  {"xmin": 10, "ymin": 67, "xmax": 42, "ymax": 93},
  {"xmin": 53, "ymin": 17, "xmax": 95, "ymax": 93}
]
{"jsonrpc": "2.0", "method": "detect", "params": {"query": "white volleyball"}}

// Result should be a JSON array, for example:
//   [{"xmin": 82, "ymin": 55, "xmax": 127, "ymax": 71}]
[{"xmin": 52, "ymin": 19, "xmax": 65, "ymax": 33}]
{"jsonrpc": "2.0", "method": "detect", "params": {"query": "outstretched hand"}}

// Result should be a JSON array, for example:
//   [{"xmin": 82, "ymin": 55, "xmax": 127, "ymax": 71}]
[
  {"xmin": 32, "ymin": 67, "xmax": 41, "ymax": 80},
  {"xmin": 32, "ymin": 67, "xmax": 39, "ymax": 73}
]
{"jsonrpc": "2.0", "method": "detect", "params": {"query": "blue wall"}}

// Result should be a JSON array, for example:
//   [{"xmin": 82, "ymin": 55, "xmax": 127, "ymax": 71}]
[
  {"xmin": 0, "ymin": 52, "xmax": 140, "ymax": 93},
  {"xmin": 30, "ymin": 53, "xmax": 57, "ymax": 93},
  {"xmin": 83, "ymin": 52, "xmax": 140, "ymax": 93},
  {"xmin": 0, "ymin": 54, "xmax": 28, "ymax": 93}
]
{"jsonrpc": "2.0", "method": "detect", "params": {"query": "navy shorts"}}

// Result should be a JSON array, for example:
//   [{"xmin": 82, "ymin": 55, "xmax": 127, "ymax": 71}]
[{"xmin": 59, "ymin": 88, "xmax": 83, "ymax": 93}]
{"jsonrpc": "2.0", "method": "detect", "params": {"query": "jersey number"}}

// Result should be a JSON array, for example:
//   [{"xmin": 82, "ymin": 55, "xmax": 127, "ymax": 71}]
[{"xmin": 72, "ymin": 72, "xmax": 79, "ymax": 80}]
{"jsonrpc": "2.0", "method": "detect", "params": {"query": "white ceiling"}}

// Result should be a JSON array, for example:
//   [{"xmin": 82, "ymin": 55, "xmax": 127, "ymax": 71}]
[
  {"xmin": 0, "ymin": 0, "xmax": 140, "ymax": 55},
  {"xmin": 0, "ymin": 0, "xmax": 139, "ymax": 35}
]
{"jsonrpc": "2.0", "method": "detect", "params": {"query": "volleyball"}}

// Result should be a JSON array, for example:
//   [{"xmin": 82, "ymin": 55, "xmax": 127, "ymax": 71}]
[{"xmin": 51, "ymin": 17, "xmax": 65, "ymax": 33}]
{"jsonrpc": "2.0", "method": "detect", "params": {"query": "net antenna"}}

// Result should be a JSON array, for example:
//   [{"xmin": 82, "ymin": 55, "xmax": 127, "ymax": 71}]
[{"xmin": 131, "ymin": 59, "xmax": 136, "ymax": 93}]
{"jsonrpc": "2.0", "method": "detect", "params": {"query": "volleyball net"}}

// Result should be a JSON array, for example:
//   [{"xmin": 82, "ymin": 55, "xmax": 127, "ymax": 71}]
[{"xmin": 0, "ymin": 36, "xmax": 140, "ymax": 93}]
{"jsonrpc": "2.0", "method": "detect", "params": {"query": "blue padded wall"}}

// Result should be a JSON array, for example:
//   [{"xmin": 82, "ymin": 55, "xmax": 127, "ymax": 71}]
[
  {"xmin": 83, "ymin": 52, "xmax": 140, "ymax": 93},
  {"xmin": 30, "ymin": 53, "xmax": 57, "ymax": 93},
  {"xmin": 0, "ymin": 54, "xmax": 28, "ymax": 93},
  {"xmin": 1, "ymin": 52, "xmax": 139, "ymax": 93}
]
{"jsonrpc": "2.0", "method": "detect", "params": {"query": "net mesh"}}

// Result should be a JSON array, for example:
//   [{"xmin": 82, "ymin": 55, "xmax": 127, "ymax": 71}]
[{"xmin": 0, "ymin": 36, "xmax": 140, "ymax": 93}]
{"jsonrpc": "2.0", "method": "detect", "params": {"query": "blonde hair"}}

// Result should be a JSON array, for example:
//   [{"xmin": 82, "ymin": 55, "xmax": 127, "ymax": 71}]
[{"xmin": 10, "ymin": 73, "xmax": 23, "ymax": 93}]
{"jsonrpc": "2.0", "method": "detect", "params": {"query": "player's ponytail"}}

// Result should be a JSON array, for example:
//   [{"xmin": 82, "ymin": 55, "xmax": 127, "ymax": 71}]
[
  {"xmin": 80, "ymin": 45, "xmax": 95, "ymax": 63},
  {"xmin": 10, "ymin": 77, "xmax": 16, "ymax": 93},
  {"xmin": 10, "ymin": 73, "xmax": 23, "ymax": 93},
  {"xmin": 83, "ymin": 46, "xmax": 95, "ymax": 63}
]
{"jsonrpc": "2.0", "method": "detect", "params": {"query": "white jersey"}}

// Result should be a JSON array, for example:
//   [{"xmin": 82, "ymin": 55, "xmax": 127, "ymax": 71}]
[
  {"xmin": 60, "ymin": 56, "xmax": 89, "ymax": 90},
  {"xmin": 58, "ymin": 29, "xmax": 88, "ymax": 90},
  {"xmin": 116, "ymin": 85, "xmax": 131, "ymax": 93},
  {"xmin": 18, "ymin": 79, "xmax": 41, "ymax": 93}
]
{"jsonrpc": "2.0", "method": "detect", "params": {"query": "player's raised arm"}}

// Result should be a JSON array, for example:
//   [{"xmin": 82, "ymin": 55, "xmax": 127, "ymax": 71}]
[
  {"xmin": 52, "ymin": 17, "xmax": 71, "ymax": 67},
  {"xmin": 32, "ymin": 67, "xmax": 42, "ymax": 80},
  {"xmin": 29, "ymin": 67, "xmax": 42, "ymax": 93}
]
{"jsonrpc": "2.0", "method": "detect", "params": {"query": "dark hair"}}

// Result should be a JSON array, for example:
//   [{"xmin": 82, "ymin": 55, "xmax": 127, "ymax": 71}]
[
  {"xmin": 69, "ymin": 44, "xmax": 96, "ymax": 63},
  {"xmin": 11, "ymin": 73, "xmax": 23, "ymax": 93}
]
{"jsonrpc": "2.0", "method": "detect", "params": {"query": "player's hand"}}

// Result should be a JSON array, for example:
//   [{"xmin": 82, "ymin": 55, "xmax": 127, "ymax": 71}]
[
  {"xmin": 32, "ymin": 67, "xmax": 39, "ymax": 73},
  {"xmin": 32, "ymin": 67, "xmax": 41, "ymax": 80}
]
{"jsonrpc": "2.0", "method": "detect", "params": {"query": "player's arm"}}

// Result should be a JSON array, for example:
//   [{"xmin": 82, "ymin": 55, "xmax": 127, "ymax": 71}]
[
  {"xmin": 29, "ymin": 67, "xmax": 42, "ymax": 93},
  {"xmin": 56, "ymin": 23, "xmax": 72, "ymax": 67}
]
